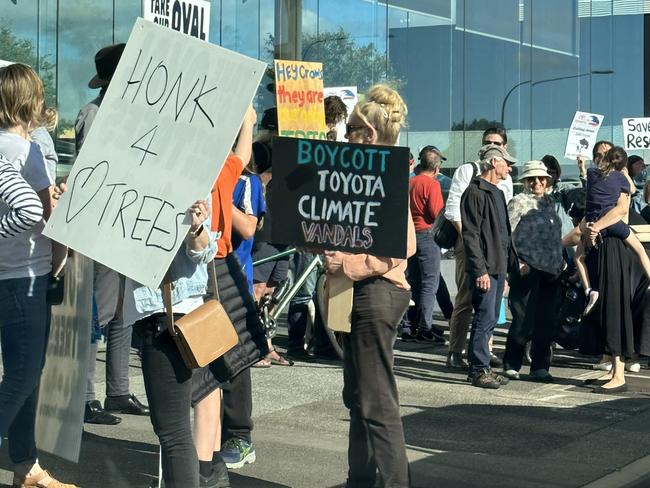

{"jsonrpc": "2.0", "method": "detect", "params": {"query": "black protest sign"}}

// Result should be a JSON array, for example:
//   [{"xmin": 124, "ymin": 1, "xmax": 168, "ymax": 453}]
[{"xmin": 271, "ymin": 137, "xmax": 410, "ymax": 258}]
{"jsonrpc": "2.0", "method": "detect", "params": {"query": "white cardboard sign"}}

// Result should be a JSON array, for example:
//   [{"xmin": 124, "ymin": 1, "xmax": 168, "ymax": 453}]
[
  {"xmin": 564, "ymin": 111, "xmax": 604, "ymax": 159},
  {"xmin": 143, "ymin": 0, "xmax": 210, "ymax": 40},
  {"xmin": 324, "ymin": 86, "xmax": 358, "ymax": 141},
  {"xmin": 44, "ymin": 18, "xmax": 265, "ymax": 288},
  {"xmin": 623, "ymin": 117, "xmax": 650, "ymax": 150}
]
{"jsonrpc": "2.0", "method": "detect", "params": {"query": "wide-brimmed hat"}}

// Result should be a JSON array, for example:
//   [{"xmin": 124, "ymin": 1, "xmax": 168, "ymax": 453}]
[
  {"xmin": 89, "ymin": 43, "xmax": 126, "ymax": 89},
  {"xmin": 519, "ymin": 160, "xmax": 552, "ymax": 181},
  {"xmin": 478, "ymin": 143, "xmax": 517, "ymax": 165}
]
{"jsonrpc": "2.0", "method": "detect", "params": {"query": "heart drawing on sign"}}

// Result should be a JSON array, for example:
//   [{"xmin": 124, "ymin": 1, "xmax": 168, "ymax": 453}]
[{"xmin": 65, "ymin": 161, "xmax": 110, "ymax": 223}]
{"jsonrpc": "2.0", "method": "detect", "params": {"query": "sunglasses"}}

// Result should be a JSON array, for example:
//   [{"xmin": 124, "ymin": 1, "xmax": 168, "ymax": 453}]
[
  {"xmin": 346, "ymin": 123, "xmax": 368, "ymax": 135},
  {"xmin": 526, "ymin": 176, "xmax": 547, "ymax": 182}
]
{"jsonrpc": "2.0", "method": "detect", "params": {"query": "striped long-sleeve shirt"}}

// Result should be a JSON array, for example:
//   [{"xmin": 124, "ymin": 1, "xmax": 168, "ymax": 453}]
[{"xmin": 0, "ymin": 159, "xmax": 44, "ymax": 238}]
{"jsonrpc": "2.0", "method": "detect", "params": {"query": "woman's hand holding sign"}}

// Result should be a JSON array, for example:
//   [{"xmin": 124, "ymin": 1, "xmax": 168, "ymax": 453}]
[{"xmin": 186, "ymin": 199, "xmax": 210, "ymax": 251}]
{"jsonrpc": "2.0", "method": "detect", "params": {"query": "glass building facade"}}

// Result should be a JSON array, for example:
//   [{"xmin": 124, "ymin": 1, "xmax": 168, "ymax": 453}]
[{"xmin": 1, "ymin": 0, "xmax": 647, "ymax": 176}]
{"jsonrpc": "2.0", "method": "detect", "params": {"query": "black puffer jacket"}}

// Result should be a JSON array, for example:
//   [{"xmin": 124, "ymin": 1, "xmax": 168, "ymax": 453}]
[{"xmin": 192, "ymin": 252, "xmax": 268, "ymax": 405}]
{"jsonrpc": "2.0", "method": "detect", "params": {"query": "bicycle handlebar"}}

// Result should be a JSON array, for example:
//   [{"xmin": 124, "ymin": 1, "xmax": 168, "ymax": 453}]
[{"xmin": 252, "ymin": 247, "xmax": 298, "ymax": 267}]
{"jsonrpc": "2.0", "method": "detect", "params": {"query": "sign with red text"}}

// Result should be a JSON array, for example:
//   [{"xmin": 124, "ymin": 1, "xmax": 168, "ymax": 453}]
[
  {"xmin": 623, "ymin": 117, "xmax": 650, "ymax": 150},
  {"xmin": 271, "ymin": 137, "xmax": 409, "ymax": 258},
  {"xmin": 44, "ymin": 19, "xmax": 265, "ymax": 288},
  {"xmin": 274, "ymin": 59, "xmax": 328, "ymax": 139},
  {"xmin": 143, "ymin": 0, "xmax": 210, "ymax": 40},
  {"xmin": 564, "ymin": 111, "xmax": 604, "ymax": 159}
]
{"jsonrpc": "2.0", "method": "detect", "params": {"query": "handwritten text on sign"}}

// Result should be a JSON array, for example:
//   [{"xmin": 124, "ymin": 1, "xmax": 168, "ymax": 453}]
[
  {"xmin": 44, "ymin": 19, "xmax": 265, "ymax": 288},
  {"xmin": 275, "ymin": 60, "xmax": 327, "ymax": 140},
  {"xmin": 143, "ymin": 0, "xmax": 210, "ymax": 40},
  {"xmin": 271, "ymin": 137, "xmax": 410, "ymax": 258},
  {"xmin": 623, "ymin": 118, "xmax": 650, "ymax": 150}
]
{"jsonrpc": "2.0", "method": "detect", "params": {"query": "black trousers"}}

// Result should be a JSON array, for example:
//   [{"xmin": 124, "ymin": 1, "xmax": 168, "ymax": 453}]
[
  {"xmin": 134, "ymin": 314, "xmax": 198, "ymax": 488},
  {"xmin": 221, "ymin": 367, "xmax": 253, "ymax": 443},
  {"xmin": 342, "ymin": 277, "xmax": 411, "ymax": 488},
  {"xmin": 503, "ymin": 268, "xmax": 560, "ymax": 373}
]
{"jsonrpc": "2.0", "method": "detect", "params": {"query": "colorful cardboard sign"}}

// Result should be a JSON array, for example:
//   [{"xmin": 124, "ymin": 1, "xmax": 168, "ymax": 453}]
[{"xmin": 274, "ymin": 59, "xmax": 328, "ymax": 140}]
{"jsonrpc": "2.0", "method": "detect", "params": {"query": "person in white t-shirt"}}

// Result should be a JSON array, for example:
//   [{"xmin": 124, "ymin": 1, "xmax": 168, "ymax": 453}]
[{"xmin": 0, "ymin": 63, "xmax": 76, "ymax": 488}]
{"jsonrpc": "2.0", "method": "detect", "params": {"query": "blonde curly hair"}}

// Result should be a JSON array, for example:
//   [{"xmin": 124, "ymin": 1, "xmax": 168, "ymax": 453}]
[{"xmin": 353, "ymin": 84, "xmax": 407, "ymax": 145}]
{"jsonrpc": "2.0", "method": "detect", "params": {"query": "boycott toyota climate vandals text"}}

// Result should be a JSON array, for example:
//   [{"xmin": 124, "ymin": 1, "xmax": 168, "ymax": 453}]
[{"xmin": 295, "ymin": 139, "xmax": 391, "ymax": 250}]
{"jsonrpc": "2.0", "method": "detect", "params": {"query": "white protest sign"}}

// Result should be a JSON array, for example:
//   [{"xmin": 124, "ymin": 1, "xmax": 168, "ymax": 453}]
[
  {"xmin": 143, "ymin": 0, "xmax": 210, "ymax": 40},
  {"xmin": 623, "ymin": 118, "xmax": 650, "ymax": 150},
  {"xmin": 324, "ymin": 86, "xmax": 358, "ymax": 141},
  {"xmin": 44, "ymin": 19, "xmax": 265, "ymax": 289},
  {"xmin": 564, "ymin": 111, "xmax": 604, "ymax": 159},
  {"xmin": 36, "ymin": 254, "xmax": 93, "ymax": 462}
]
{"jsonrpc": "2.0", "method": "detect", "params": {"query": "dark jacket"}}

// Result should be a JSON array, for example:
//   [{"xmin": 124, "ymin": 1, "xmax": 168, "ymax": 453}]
[
  {"xmin": 460, "ymin": 177, "xmax": 512, "ymax": 278},
  {"xmin": 192, "ymin": 252, "xmax": 269, "ymax": 406}
]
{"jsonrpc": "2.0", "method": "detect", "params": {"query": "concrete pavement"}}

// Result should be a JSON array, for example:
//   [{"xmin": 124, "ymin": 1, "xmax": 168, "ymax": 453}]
[{"xmin": 2, "ymin": 321, "xmax": 650, "ymax": 488}]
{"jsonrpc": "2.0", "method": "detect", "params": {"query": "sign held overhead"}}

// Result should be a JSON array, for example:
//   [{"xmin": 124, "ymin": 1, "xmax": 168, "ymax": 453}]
[{"xmin": 44, "ymin": 18, "xmax": 265, "ymax": 288}]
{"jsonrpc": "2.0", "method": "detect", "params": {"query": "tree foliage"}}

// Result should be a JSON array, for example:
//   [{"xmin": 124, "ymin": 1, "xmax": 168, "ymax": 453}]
[
  {"xmin": 265, "ymin": 29, "xmax": 402, "ymax": 94},
  {"xmin": 451, "ymin": 118, "xmax": 504, "ymax": 131},
  {"xmin": 0, "ymin": 23, "xmax": 56, "ymax": 109}
]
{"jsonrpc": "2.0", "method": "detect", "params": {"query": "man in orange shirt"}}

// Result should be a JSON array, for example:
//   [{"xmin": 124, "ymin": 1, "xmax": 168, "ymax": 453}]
[{"xmin": 401, "ymin": 146, "xmax": 445, "ymax": 343}]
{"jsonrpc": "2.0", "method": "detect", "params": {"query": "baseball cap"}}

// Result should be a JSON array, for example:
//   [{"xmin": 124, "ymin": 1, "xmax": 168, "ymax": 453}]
[
  {"xmin": 478, "ymin": 143, "xmax": 517, "ymax": 165},
  {"xmin": 419, "ymin": 145, "xmax": 447, "ymax": 161}
]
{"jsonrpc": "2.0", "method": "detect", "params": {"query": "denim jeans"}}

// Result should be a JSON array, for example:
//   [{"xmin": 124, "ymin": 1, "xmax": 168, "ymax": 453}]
[
  {"xmin": 468, "ymin": 274, "xmax": 505, "ymax": 375},
  {"xmin": 134, "ymin": 314, "xmax": 198, "ymax": 488},
  {"xmin": 343, "ymin": 277, "xmax": 411, "ymax": 488},
  {"xmin": 0, "ymin": 274, "xmax": 50, "ymax": 464},
  {"xmin": 413, "ymin": 231, "xmax": 441, "ymax": 332}
]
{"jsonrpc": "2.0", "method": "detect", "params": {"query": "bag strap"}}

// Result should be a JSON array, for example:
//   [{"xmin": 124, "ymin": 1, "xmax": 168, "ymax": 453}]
[
  {"xmin": 162, "ymin": 279, "xmax": 177, "ymax": 337},
  {"xmin": 207, "ymin": 259, "xmax": 220, "ymax": 302}
]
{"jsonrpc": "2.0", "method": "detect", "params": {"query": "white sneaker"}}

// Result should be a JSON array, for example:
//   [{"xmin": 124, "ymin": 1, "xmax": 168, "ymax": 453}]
[
  {"xmin": 626, "ymin": 362, "xmax": 641, "ymax": 373},
  {"xmin": 593, "ymin": 360, "xmax": 612, "ymax": 371},
  {"xmin": 503, "ymin": 369, "xmax": 520, "ymax": 380}
]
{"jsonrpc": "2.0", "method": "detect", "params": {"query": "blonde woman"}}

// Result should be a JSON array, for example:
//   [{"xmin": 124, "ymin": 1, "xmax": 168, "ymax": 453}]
[
  {"xmin": 0, "ymin": 64, "xmax": 75, "ymax": 488},
  {"xmin": 323, "ymin": 85, "xmax": 416, "ymax": 488}
]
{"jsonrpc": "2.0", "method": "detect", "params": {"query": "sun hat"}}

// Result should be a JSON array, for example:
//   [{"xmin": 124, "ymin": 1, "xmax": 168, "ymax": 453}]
[
  {"xmin": 89, "ymin": 43, "xmax": 126, "ymax": 89},
  {"xmin": 518, "ymin": 160, "xmax": 552, "ymax": 181}
]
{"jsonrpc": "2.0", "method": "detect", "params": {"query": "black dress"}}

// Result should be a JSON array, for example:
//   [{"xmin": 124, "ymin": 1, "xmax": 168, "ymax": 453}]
[{"xmin": 583, "ymin": 236, "xmax": 650, "ymax": 358}]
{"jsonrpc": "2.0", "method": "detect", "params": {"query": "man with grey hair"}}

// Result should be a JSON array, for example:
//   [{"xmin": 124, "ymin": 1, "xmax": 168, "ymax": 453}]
[{"xmin": 461, "ymin": 144, "xmax": 516, "ymax": 389}]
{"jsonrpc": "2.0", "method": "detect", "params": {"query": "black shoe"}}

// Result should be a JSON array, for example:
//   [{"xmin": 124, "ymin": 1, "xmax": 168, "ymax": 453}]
[
  {"xmin": 400, "ymin": 331, "xmax": 416, "ymax": 342},
  {"xmin": 446, "ymin": 352, "xmax": 469, "ymax": 371},
  {"xmin": 204, "ymin": 455, "xmax": 230, "ymax": 488},
  {"xmin": 471, "ymin": 371, "xmax": 501, "ymax": 389},
  {"xmin": 489, "ymin": 352, "xmax": 503, "ymax": 368},
  {"xmin": 105, "ymin": 394, "xmax": 150, "ymax": 416},
  {"xmin": 592, "ymin": 384, "xmax": 628, "ymax": 395},
  {"xmin": 287, "ymin": 348, "xmax": 315, "ymax": 362},
  {"xmin": 85, "ymin": 400, "xmax": 122, "ymax": 425},
  {"xmin": 416, "ymin": 329, "xmax": 446, "ymax": 344}
]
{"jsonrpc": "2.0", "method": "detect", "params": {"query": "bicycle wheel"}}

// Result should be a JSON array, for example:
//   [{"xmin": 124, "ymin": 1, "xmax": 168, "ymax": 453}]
[{"xmin": 316, "ymin": 273, "xmax": 344, "ymax": 359}]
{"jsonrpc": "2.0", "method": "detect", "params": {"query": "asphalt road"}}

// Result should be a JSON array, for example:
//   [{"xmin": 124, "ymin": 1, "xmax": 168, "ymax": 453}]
[{"xmin": 2, "ymin": 319, "xmax": 650, "ymax": 488}]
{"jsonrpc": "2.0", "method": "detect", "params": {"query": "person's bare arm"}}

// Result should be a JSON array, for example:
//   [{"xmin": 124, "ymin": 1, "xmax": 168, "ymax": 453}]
[
  {"xmin": 587, "ymin": 193, "xmax": 629, "ymax": 242},
  {"xmin": 233, "ymin": 105, "xmax": 257, "ymax": 171},
  {"xmin": 231, "ymin": 205, "xmax": 258, "ymax": 240}
]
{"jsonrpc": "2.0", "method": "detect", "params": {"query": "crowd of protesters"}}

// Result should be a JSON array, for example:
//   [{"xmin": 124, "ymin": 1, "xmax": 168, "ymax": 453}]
[{"xmin": 1, "ymin": 40, "xmax": 650, "ymax": 488}]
